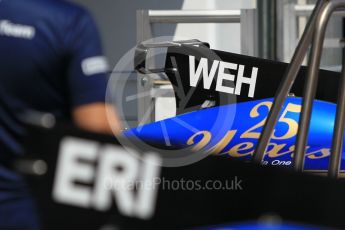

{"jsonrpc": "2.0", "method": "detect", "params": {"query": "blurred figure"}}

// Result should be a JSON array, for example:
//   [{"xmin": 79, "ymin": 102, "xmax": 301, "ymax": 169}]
[{"xmin": 0, "ymin": 0, "xmax": 122, "ymax": 229}]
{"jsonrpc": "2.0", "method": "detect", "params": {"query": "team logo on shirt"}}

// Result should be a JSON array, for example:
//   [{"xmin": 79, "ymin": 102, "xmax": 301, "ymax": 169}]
[
  {"xmin": 0, "ymin": 20, "xmax": 35, "ymax": 39},
  {"xmin": 82, "ymin": 56, "xmax": 109, "ymax": 76}
]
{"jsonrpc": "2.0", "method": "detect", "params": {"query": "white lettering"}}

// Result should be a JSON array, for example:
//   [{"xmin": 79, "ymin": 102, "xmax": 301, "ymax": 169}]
[
  {"xmin": 52, "ymin": 137, "xmax": 161, "ymax": 219},
  {"xmin": 0, "ymin": 20, "xmax": 35, "ymax": 39},
  {"xmin": 188, "ymin": 55, "xmax": 258, "ymax": 98},
  {"xmin": 92, "ymin": 145, "xmax": 139, "ymax": 215},
  {"xmin": 189, "ymin": 56, "xmax": 219, "ymax": 89},
  {"xmin": 235, "ymin": 65, "xmax": 258, "ymax": 98},
  {"xmin": 135, "ymin": 153, "xmax": 161, "ymax": 219},
  {"xmin": 52, "ymin": 137, "xmax": 98, "ymax": 208},
  {"xmin": 271, "ymin": 160, "xmax": 291, "ymax": 166},
  {"xmin": 215, "ymin": 61, "xmax": 237, "ymax": 94}
]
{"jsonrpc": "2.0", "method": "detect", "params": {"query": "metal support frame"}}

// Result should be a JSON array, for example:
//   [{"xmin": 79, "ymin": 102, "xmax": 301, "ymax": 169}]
[
  {"xmin": 137, "ymin": 10, "xmax": 154, "ymax": 125},
  {"xmin": 253, "ymin": 0, "xmax": 345, "ymax": 179},
  {"xmin": 148, "ymin": 10, "xmax": 241, "ymax": 23},
  {"xmin": 277, "ymin": 1, "xmax": 345, "ymax": 63},
  {"xmin": 241, "ymin": 9, "xmax": 259, "ymax": 57},
  {"xmin": 295, "ymin": 4, "xmax": 345, "ymax": 16},
  {"xmin": 277, "ymin": 0, "xmax": 299, "ymax": 63},
  {"xmin": 136, "ymin": 9, "xmax": 259, "ymax": 124},
  {"xmin": 258, "ymin": 0, "xmax": 277, "ymax": 59}
]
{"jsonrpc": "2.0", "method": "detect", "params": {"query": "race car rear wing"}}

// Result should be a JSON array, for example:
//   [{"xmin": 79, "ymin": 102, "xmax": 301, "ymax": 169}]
[
  {"xmin": 133, "ymin": 2, "xmax": 345, "ymax": 178},
  {"xmin": 134, "ymin": 39, "xmax": 209, "ymax": 74},
  {"xmin": 134, "ymin": 40, "xmax": 340, "ymax": 115}
]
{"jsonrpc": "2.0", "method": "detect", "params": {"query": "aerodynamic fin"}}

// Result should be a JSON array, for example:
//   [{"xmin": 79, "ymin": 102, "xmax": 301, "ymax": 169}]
[{"xmin": 163, "ymin": 44, "xmax": 340, "ymax": 114}]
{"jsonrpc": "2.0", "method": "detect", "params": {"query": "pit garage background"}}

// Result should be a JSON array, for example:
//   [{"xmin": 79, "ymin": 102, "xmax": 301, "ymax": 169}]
[{"xmin": 71, "ymin": 0, "xmax": 343, "ymax": 127}]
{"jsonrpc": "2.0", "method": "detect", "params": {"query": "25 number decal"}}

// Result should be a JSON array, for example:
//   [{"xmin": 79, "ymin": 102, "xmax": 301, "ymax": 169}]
[{"xmin": 240, "ymin": 101, "xmax": 301, "ymax": 140}]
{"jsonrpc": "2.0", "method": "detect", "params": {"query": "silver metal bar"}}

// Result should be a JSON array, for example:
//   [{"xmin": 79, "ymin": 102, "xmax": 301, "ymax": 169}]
[
  {"xmin": 241, "ymin": 9, "xmax": 259, "ymax": 57},
  {"xmin": 138, "ymin": 39, "xmax": 207, "ymax": 49},
  {"xmin": 135, "ymin": 39, "xmax": 208, "ymax": 74},
  {"xmin": 294, "ymin": 4, "xmax": 328, "ymax": 172},
  {"xmin": 150, "ymin": 88, "xmax": 175, "ymax": 98},
  {"xmin": 148, "ymin": 10, "xmax": 241, "ymax": 23},
  {"xmin": 137, "ymin": 10, "xmax": 155, "ymax": 125},
  {"xmin": 329, "ymin": 60, "xmax": 345, "ymax": 178},
  {"xmin": 137, "ymin": 10, "xmax": 152, "ymax": 44},
  {"xmin": 295, "ymin": 0, "xmax": 345, "ymax": 173},
  {"xmin": 252, "ymin": 0, "xmax": 326, "ymax": 164},
  {"xmin": 295, "ymin": 4, "xmax": 345, "ymax": 17},
  {"xmin": 276, "ymin": 0, "xmax": 298, "ymax": 62},
  {"xmin": 257, "ymin": 0, "xmax": 277, "ymax": 59},
  {"xmin": 327, "ymin": 1, "xmax": 345, "ymax": 178},
  {"xmin": 295, "ymin": 4, "xmax": 318, "ymax": 16}
]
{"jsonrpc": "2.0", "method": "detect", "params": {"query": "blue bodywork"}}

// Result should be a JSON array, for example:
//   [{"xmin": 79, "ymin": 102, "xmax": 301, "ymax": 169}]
[
  {"xmin": 193, "ymin": 221, "xmax": 327, "ymax": 230},
  {"xmin": 125, "ymin": 97, "xmax": 341, "ymax": 172}
]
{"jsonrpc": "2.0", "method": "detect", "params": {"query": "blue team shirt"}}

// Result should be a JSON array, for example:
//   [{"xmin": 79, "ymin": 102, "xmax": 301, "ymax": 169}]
[{"xmin": 0, "ymin": 0, "xmax": 110, "ymax": 202}]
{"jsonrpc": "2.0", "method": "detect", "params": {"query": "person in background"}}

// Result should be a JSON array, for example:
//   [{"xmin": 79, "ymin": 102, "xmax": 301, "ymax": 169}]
[{"xmin": 0, "ymin": 0, "xmax": 122, "ymax": 229}]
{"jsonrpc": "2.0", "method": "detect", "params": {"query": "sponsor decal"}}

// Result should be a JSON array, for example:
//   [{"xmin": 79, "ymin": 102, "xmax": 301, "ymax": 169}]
[
  {"xmin": 0, "ymin": 20, "xmax": 35, "ymax": 39},
  {"xmin": 52, "ymin": 137, "xmax": 161, "ymax": 219},
  {"xmin": 82, "ymin": 56, "xmax": 109, "ymax": 76},
  {"xmin": 189, "ymin": 55, "xmax": 258, "ymax": 98},
  {"xmin": 185, "ymin": 99, "xmax": 333, "ymax": 170},
  {"xmin": 125, "ymin": 97, "xmax": 341, "ymax": 172}
]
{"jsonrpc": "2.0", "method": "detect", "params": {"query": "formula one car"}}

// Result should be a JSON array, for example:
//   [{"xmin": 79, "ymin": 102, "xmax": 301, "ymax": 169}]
[{"xmin": 125, "ymin": 40, "xmax": 342, "ymax": 173}]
